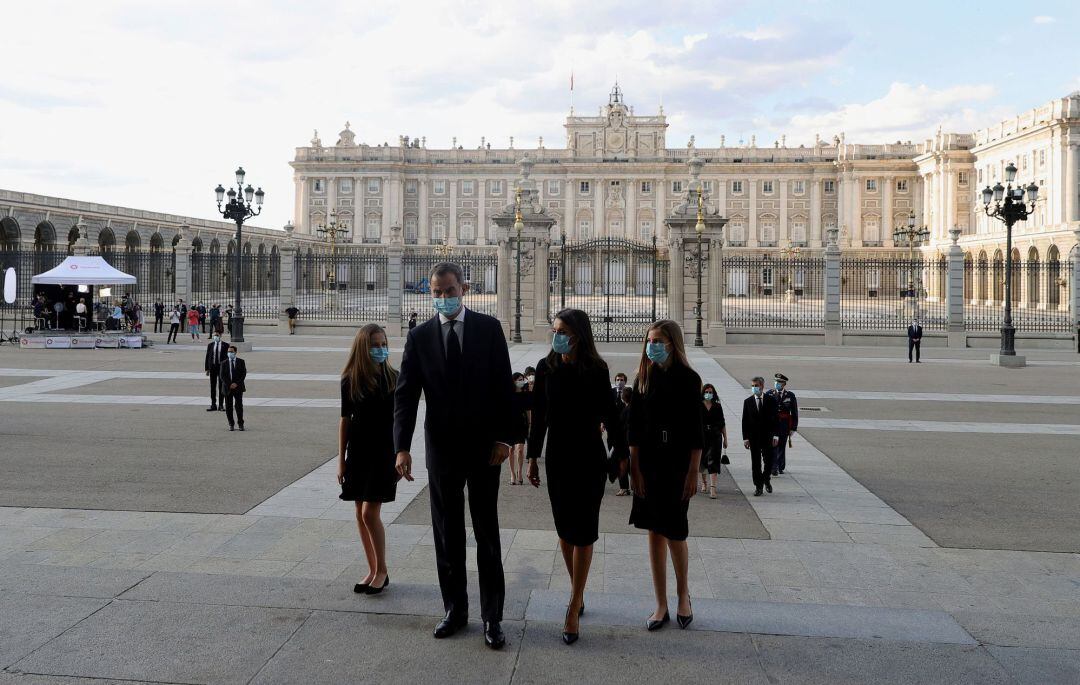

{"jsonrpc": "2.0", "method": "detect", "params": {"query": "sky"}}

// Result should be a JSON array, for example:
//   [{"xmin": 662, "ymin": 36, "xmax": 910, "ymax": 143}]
[{"xmin": 1, "ymin": 0, "xmax": 1078, "ymax": 231}]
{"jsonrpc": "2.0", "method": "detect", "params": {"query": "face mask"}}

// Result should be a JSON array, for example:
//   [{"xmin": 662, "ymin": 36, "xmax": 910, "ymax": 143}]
[
  {"xmin": 751, "ymin": 386, "xmax": 761, "ymax": 396},
  {"xmin": 433, "ymin": 296, "xmax": 462, "ymax": 316},
  {"xmin": 703, "ymin": 392, "xmax": 714, "ymax": 401},
  {"xmin": 370, "ymin": 347, "xmax": 389, "ymax": 364},
  {"xmin": 515, "ymin": 379, "xmax": 528, "ymax": 389},
  {"xmin": 227, "ymin": 352, "xmax": 237, "ymax": 361},
  {"xmin": 552, "ymin": 332, "xmax": 573, "ymax": 355},
  {"xmin": 774, "ymin": 382, "xmax": 783, "ymax": 391},
  {"xmin": 526, "ymin": 375, "xmax": 534, "ymax": 384},
  {"xmin": 213, "ymin": 335, "xmax": 220, "ymax": 342},
  {"xmin": 646, "ymin": 342, "xmax": 669, "ymax": 364}
]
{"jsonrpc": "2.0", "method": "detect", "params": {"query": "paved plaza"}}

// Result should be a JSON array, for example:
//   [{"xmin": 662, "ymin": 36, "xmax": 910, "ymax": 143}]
[{"xmin": 1, "ymin": 334, "xmax": 1079, "ymax": 683}]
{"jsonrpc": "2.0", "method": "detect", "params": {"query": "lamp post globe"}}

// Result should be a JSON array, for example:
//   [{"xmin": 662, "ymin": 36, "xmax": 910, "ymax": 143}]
[{"xmin": 214, "ymin": 167, "xmax": 263, "ymax": 344}]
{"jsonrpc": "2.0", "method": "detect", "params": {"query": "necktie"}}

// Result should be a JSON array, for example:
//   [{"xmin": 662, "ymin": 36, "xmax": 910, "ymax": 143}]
[
  {"xmin": 446, "ymin": 319, "xmax": 462, "ymax": 382},
  {"xmin": 756, "ymin": 397, "xmax": 761, "ymax": 412}
]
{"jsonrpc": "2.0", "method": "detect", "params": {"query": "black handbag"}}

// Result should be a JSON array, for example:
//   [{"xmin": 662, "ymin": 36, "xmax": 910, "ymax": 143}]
[{"xmin": 720, "ymin": 451, "xmax": 730, "ymax": 465}]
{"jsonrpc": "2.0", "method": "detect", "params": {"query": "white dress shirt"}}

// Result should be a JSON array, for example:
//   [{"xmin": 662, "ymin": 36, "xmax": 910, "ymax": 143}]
[{"xmin": 438, "ymin": 305, "xmax": 466, "ymax": 355}]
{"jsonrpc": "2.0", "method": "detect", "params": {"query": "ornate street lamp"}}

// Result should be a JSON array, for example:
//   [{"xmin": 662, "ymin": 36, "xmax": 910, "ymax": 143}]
[
  {"xmin": 214, "ymin": 167, "xmax": 264, "ymax": 342},
  {"xmin": 316, "ymin": 209, "xmax": 350, "ymax": 294},
  {"xmin": 512, "ymin": 189, "xmax": 525, "ymax": 344},
  {"xmin": 981, "ymin": 162, "xmax": 1039, "ymax": 357},
  {"xmin": 893, "ymin": 211, "xmax": 930, "ymax": 298},
  {"xmin": 692, "ymin": 188, "xmax": 706, "ymax": 347}
]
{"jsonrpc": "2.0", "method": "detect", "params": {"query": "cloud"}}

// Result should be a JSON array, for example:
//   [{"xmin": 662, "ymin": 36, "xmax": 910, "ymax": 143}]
[{"xmin": 1033, "ymin": 15, "xmax": 1056, "ymax": 24}]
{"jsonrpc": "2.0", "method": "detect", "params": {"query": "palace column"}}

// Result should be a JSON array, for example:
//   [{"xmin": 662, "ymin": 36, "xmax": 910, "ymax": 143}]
[
  {"xmin": 595, "ymin": 177, "xmax": 606, "ymax": 238},
  {"xmin": 478, "ymin": 176, "xmax": 488, "ymax": 245},
  {"xmin": 748, "ymin": 178, "xmax": 759, "ymax": 247},
  {"xmin": 656, "ymin": 177, "xmax": 667, "ymax": 242},
  {"xmin": 295, "ymin": 174, "xmax": 308, "ymax": 235},
  {"xmin": 883, "ymin": 175, "xmax": 894, "ymax": 247},
  {"xmin": 810, "ymin": 177, "xmax": 822, "ymax": 247},
  {"xmin": 448, "ymin": 180, "xmax": 458, "ymax": 246},
  {"xmin": 779, "ymin": 177, "xmax": 789, "ymax": 245},
  {"xmin": 565, "ymin": 177, "xmax": 576, "ymax": 239},
  {"xmin": 326, "ymin": 176, "xmax": 337, "ymax": 232},
  {"xmin": 625, "ymin": 177, "xmax": 637, "ymax": 239},
  {"xmin": 850, "ymin": 172, "xmax": 862, "ymax": 247},
  {"xmin": 1066, "ymin": 141, "xmax": 1078, "ymax": 222},
  {"xmin": 418, "ymin": 179, "xmax": 429, "ymax": 245}
]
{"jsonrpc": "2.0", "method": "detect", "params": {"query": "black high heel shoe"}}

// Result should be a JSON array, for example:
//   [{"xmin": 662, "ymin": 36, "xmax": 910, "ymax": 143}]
[
  {"xmin": 365, "ymin": 574, "xmax": 389, "ymax": 595},
  {"xmin": 352, "ymin": 582, "xmax": 370, "ymax": 594},
  {"xmin": 562, "ymin": 606, "xmax": 579, "ymax": 645},
  {"xmin": 646, "ymin": 610, "xmax": 670, "ymax": 631},
  {"xmin": 677, "ymin": 601, "xmax": 694, "ymax": 629}
]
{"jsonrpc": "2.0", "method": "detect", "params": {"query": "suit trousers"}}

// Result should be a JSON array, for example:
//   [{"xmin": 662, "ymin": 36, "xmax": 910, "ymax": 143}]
[
  {"xmin": 749, "ymin": 440, "xmax": 773, "ymax": 489},
  {"xmin": 154, "ymin": 315, "xmax": 163, "ymax": 333},
  {"xmin": 208, "ymin": 370, "xmax": 222, "ymax": 406},
  {"xmin": 908, "ymin": 339, "xmax": 921, "ymax": 362},
  {"xmin": 224, "ymin": 391, "xmax": 244, "ymax": 426},
  {"xmin": 773, "ymin": 427, "xmax": 789, "ymax": 473},
  {"xmin": 428, "ymin": 460, "xmax": 505, "ymax": 622}
]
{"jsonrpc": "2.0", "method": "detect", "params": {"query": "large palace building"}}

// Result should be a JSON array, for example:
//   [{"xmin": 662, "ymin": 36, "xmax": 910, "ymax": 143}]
[{"xmin": 290, "ymin": 85, "xmax": 1079, "ymax": 266}]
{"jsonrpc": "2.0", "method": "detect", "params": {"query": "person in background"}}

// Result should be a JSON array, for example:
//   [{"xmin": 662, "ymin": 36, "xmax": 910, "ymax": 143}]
[
  {"xmin": 177, "ymin": 299, "xmax": 188, "ymax": 332},
  {"xmin": 74, "ymin": 298, "xmax": 88, "ymax": 331},
  {"xmin": 111, "ymin": 302, "xmax": 123, "ymax": 330},
  {"xmin": 907, "ymin": 318, "xmax": 923, "ymax": 363},
  {"xmin": 285, "ymin": 305, "xmax": 299, "ymax": 334},
  {"xmin": 700, "ymin": 383, "xmax": 728, "ymax": 499},
  {"xmin": 205, "ymin": 332, "xmax": 229, "ymax": 411},
  {"xmin": 526, "ymin": 308, "xmax": 626, "ymax": 645},
  {"xmin": 167, "ymin": 306, "xmax": 181, "ymax": 343},
  {"xmin": 629, "ymin": 320, "xmax": 703, "ymax": 632},
  {"xmin": 186, "ymin": 306, "xmax": 201, "ymax": 341},
  {"xmin": 153, "ymin": 299, "xmax": 165, "ymax": 333},
  {"xmin": 338, "ymin": 323, "xmax": 399, "ymax": 596},
  {"xmin": 742, "ymin": 376, "xmax": 779, "ymax": 497},
  {"xmin": 615, "ymin": 386, "xmax": 634, "ymax": 496},
  {"xmin": 507, "ymin": 372, "xmax": 530, "ymax": 486},
  {"xmin": 766, "ymin": 373, "xmax": 798, "ymax": 476},
  {"xmin": 197, "ymin": 302, "xmax": 207, "ymax": 334},
  {"xmin": 407, "ymin": 311, "xmax": 418, "ymax": 331},
  {"xmin": 133, "ymin": 302, "xmax": 144, "ymax": 333},
  {"xmin": 219, "ymin": 345, "xmax": 246, "ymax": 431},
  {"xmin": 524, "ymin": 366, "xmax": 536, "ymax": 388},
  {"xmin": 613, "ymin": 372, "xmax": 630, "ymax": 405},
  {"xmin": 209, "ymin": 303, "xmax": 223, "ymax": 336},
  {"xmin": 224, "ymin": 304, "xmax": 233, "ymax": 336}
]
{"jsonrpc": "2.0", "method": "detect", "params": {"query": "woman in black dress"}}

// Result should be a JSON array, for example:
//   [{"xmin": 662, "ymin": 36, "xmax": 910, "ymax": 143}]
[
  {"xmin": 699, "ymin": 383, "xmax": 728, "ymax": 499},
  {"xmin": 527, "ymin": 308, "xmax": 625, "ymax": 645},
  {"xmin": 337, "ymin": 323, "xmax": 398, "ymax": 595},
  {"xmin": 507, "ymin": 372, "xmax": 530, "ymax": 485},
  {"xmin": 629, "ymin": 319, "xmax": 704, "ymax": 631}
]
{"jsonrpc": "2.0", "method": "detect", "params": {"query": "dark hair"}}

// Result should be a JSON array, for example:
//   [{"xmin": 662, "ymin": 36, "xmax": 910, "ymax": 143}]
[
  {"xmin": 547, "ymin": 308, "xmax": 606, "ymax": 372},
  {"xmin": 615, "ymin": 372, "xmax": 627, "ymax": 381},
  {"xmin": 524, "ymin": 366, "xmax": 536, "ymax": 375},
  {"xmin": 702, "ymin": 383, "xmax": 716, "ymax": 397},
  {"xmin": 429, "ymin": 261, "xmax": 464, "ymax": 285},
  {"xmin": 512, "ymin": 372, "xmax": 524, "ymax": 381},
  {"xmin": 228, "ymin": 345, "xmax": 238, "ymax": 351}
]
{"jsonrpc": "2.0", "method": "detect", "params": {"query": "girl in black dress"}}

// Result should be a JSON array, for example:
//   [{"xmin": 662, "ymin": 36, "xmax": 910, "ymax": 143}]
[
  {"xmin": 337, "ymin": 323, "xmax": 398, "ymax": 595},
  {"xmin": 699, "ymin": 383, "xmax": 728, "ymax": 499},
  {"xmin": 508, "ymin": 372, "xmax": 530, "ymax": 485},
  {"xmin": 527, "ymin": 308, "xmax": 625, "ymax": 645},
  {"xmin": 629, "ymin": 319, "xmax": 704, "ymax": 631}
]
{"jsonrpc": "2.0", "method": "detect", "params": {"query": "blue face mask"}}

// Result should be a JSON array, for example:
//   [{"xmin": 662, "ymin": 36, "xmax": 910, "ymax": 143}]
[
  {"xmin": 370, "ymin": 347, "xmax": 389, "ymax": 364},
  {"xmin": 552, "ymin": 332, "xmax": 573, "ymax": 355},
  {"xmin": 646, "ymin": 342, "xmax": 669, "ymax": 364},
  {"xmin": 227, "ymin": 352, "xmax": 237, "ymax": 361},
  {"xmin": 774, "ymin": 382, "xmax": 783, "ymax": 391},
  {"xmin": 433, "ymin": 296, "xmax": 462, "ymax": 316},
  {"xmin": 703, "ymin": 392, "xmax": 714, "ymax": 401},
  {"xmin": 751, "ymin": 386, "xmax": 761, "ymax": 396}
]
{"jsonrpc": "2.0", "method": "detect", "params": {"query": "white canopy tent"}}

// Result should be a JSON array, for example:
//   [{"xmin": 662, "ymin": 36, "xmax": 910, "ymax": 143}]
[{"xmin": 31, "ymin": 256, "xmax": 136, "ymax": 285}]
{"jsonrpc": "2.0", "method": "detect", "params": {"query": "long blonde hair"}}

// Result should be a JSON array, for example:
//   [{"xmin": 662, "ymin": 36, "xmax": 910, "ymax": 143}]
[
  {"xmin": 633, "ymin": 319, "xmax": 690, "ymax": 395},
  {"xmin": 343, "ymin": 323, "xmax": 398, "ymax": 400}
]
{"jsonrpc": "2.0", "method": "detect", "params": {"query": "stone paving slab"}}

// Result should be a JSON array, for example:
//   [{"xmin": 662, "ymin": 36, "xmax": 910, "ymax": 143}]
[
  {"xmin": 0, "ymin": 593, "xmax": 109, "ymax": 669},
  {"xmin": 11, "ymin": 600, "xmax": 310, "ymax": 685},
  {"xmin": 986, "ymin": 646, "xmax": 1080, "ymax": 684},
  {"xmin": 952, "ymin": 611, "xmax": 1080, "ymax": 649},
  {"xmin": 0, "ymin": 563, "xmax": 149, "ymax": 598}
]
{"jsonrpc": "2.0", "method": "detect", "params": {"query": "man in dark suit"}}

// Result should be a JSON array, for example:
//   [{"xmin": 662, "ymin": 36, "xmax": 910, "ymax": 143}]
[
  {"xmin": 204, "ymin": 334, "xmax": 229, "ymax": 412},
  {"xmin": 612, "ymin": 372, "xmax": 630, "ymax": 406},
  {"xmin": 741, "ymin": 375, "xmax": 780, "ymax": 496},
  {"xmin": 907, "ymin": 319, "xmax": 923, "ymax": 363},
  {"xmin": 219, "ymin": 345, "xmax": 246, "ymax": 431},
  {"xmin": 394, "ymin": 262, "xmax": 514, "ymax": 650}
]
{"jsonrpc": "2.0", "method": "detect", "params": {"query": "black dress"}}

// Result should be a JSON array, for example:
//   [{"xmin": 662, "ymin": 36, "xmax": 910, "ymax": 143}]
[
  {"xmin": 701, "ymin": 402, "xmax": 726, "ymax": 474},
  {"xmin": 339, "ymin": 375, "xmax": 397, "ymax": 503},
  {"xmin": 509, "ymin": 390, "xmax": 532, "ymax": 445},
  {"xmin": 628, "ymin": 362, "xmax": 705, "ymax": 541},
  {"xmin": 527, "ymin": 357, "xmax": 625, "ymax": 547}
]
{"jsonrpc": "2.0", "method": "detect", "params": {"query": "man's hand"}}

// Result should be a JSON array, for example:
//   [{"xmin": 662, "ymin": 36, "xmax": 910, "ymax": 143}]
[
  {"xmin": 743, "ymin": 440, "xmax": 750, "ymax": 449},
  {"xmin": 229, "ymin": 383, "xmax": 238, "ymax": 390},
  {"xmin": 395, "ymin": 451, "xmax": 414, "ymax": 482},
  {"xmin": 527, "ymin": 458, "xmax": 541, "ymax": 488},
  {"xmin": 681, "ymin": 471, "xmax": 698, "ymax": 501},
  {"xmin": 205, "ymin": 370, "xmax": 209, "ymax": 377},
  {"xmin": 490, "ymin": 442, "xmax": 510, "ymax": 466},
  {"xmin": 772, "ymin": 437, "xmax": 779, "ymax": 447}
]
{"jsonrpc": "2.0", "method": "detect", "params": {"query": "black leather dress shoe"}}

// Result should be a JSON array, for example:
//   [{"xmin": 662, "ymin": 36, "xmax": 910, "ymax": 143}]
[
  {"xmin": 238, "ymin": 424, "xmax": 245, "ymax": 431},
  {"xmin": 433, "ymin": 613, "xmax": 467, "ymax": 639},
  {"xmin": 228, "ymin": 425, "xmax": 235, "ymax": 432},
  {"xmin": 765, "ymin": 482, "xmax": 773, "ymax": 494},
  {"xmin": 753, "ymin": 489, "xmax": 762, "ymax": 496},
  {"xmin": 483, "ymin": 621, "xmax": 505, "ymax": 649},
  {"xmin": 206, "ymin": 405, "xmax": 217, "ymax": 412}
]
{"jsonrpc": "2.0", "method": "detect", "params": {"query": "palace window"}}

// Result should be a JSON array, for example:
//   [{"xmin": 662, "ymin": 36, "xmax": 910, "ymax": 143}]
[
  {"xmin": 639, "ymin": 219, "xmax": 653, "ymax": 241},
  {"xmin": 548, "ymin": 180, "xmax": 560, "ymax": 195},
  {"xmin": 865, "ymin": 179, "xmax": 877, "ymax": 192},
  {"xmin": 1039, "ymin": 149, "xmax": 1046, "ymax": 166},
  {"xmin": 640, "ymin": 181, "xmax": 652, "ymax": 194},
  {"xmin": 792, "ymin": 220, "xmax": 807, "ymax": 245},
  {"xmin": 703, "ymin": 180, "xmax": 713, "ymax": 193},
  {"xmin": 579, "ymin": 181, "xmax": 590, "ymax": 194},
  {"xmin": 793, "ymin": 180, "xmax": 805, "ymax": 194},
  {"xmin": 340, "ymin": 178, "xmax": 352, "ymax": 194},
  {"xmin": 490, "ymin": 180, "xmax": 503, "ymax": 194},
  {"xmin": 1022, "ymin": 154, "xmax": 1028, "ymax": 171},
  {"xmin": 406, "ymin": 180, "xmax": 417, "ymax": 194},
  {"xmin": 762, "ymin": 180, "xmax": 774, "ymax": 194},
  {"xmin": 431, "ymin": 216, "xmax": 447, "ymax": 242},
  {"xmin": 367, "ymin": 178, "xmax": 380, "ymax": 194},
  {"xmin": 761, "ymin": 220, "xmax": 776, "ymax": 245},
  {"xmin": 313, "ymin": 179, "xmax": 324, "ymax": 193},
  {"xmin": 578, "ymin": 218, "xmax": 592, "ymax": 239},
  {"xmin": 824, "ymin": 180, "xmax": 835, "ymax": 193},
  {"xmin": 672, "ymin": 181, "xmax": 683, "ymax": 193},
  {"xmin": 433, "ymin": 180, "xmax": 446, "ymax": 195},
  {"xmin": 459, "ymin": 216, "xmax": 476, "ymax": 243},
  {"xmin": 404, "ymin": 215, "xmax": 418, "ymax": 243},
  {"xmin": 610, "ymin": 179, "xmax": 620, "ymax": 187},
  {"xmin": 462, "ymin": 180, "xmax": 474, "ymax": 195},
  {"xmin": 731, "ymin": 180, "xmax": 743, "ymax": 194},
  {"xmin": 958, "ymin": 171, "xmax": 969, "ymax": 186},
  {"xmin": 728, "ymin": 220, "xmax": 745, "ymax": 244},
  {"xmin": 365, "ymin": 216, "xmax": 381, "ymax": 242},
  {"xmin": 896, "ymin": 179, "xmax": 908, "ymax": 192}
]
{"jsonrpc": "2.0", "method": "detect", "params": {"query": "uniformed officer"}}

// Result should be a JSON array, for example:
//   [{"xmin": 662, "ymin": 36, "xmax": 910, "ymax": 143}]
[{"xmin": 766, "ymin": 373, "xmax": 798, "ymax": 476}]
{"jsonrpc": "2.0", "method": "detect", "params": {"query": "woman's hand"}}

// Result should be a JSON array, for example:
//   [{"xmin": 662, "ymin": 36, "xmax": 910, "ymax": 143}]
[
  {"xmin": 527, "ymin": 458, "xmax": 541, "ymax": 488},
  {"xmin": 336, "ymin": 460, "xmax": 345, "ymax": 486},
  {"xmin": 395, "ymin": 451, "xmax": 414, "ymax": 482},
  {"xmin": 682, "ymin": 470, "xmax": 698, "ymax": 501},
  {"xmin": 631, "ymin": 464, "xmax": 646, "ymax": 498}
]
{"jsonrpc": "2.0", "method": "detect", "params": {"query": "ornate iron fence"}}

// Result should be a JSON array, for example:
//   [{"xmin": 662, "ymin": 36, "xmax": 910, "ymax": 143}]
[
  {"xmin": 295, "ymin": 249, "xmax": 388, "ymax": 322},
  {"xmin": 720, "ymin": 254, "xmax": 826, "ymax": 328},
  {"xmin": 965, "ymin": 258, "xmax": 1072, "ymax": 332},
  {"xmin": 548, "ymin": 237, "xmax": 668, "ymax": 342},
  {"xmin": 402, "ymin": 248, "xmax": 498, "ymax": 322},
  {"xmin": 0, "ymin": 249, "xmax": 72, "ymax": 335},
  {"xmin": 105, "ymin": 251, "xmax": 175, "ymax": 306},
  {"xmin": 839, "ymin": 257, "xmax": 948, "ymax": 331},
  {"xmin": 191, "ymin": 252, "xmax": 280, "ymax": 320}
]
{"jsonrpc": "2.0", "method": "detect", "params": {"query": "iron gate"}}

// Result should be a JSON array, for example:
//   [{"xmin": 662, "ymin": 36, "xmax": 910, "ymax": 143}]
[{"xmin": 549, "ymin": 237, "xmax": 668, "ymax": 342}]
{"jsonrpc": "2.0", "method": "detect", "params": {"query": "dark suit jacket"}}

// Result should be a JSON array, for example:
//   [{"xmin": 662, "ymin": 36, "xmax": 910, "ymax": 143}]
[
  {"xmin": 741, "ymin": 394, "xmax": 779, "ymax": 445},
  {"xmin": 204, "ymin": 340, "xmax": 229, "ymax": 373},
  {"xmin": 394, "ymin": 309, "xmax": 514, "ymax": 475},
  {"xmin": 907, "ymin": 325, "xmax": 923, "ymax": 341},
  {"xmin": 219, "ymin": 357, "xmax": 247, "ymax": 394}
]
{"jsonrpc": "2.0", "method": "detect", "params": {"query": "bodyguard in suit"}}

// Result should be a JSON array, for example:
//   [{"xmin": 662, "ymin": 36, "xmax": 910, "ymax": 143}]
[
  {"xmin": 394, "ymin": 262, "xmax": 514, "ymax": 649},
  {"xmin": 219, "ymin": 345, "xmax": 247, "ymax": 431},
  {"xmin": 907, "ymin": 319, "xmax": 923, "ymax": 363},
  {"xmin": 741, "ymin": 376, "xmax": 780, "ymax": 496},
  {"xmin": 765, "ymin": 372, "xmax": 798, "ymax": 476},
  {"xmin": 204, "ymin": 334, "xmax": 229, "ymax": 412}
]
